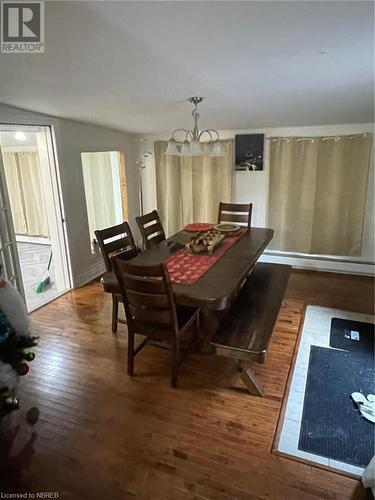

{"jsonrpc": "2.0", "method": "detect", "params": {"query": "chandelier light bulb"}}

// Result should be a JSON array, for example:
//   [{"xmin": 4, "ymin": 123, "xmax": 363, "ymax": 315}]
[{"xmin": 164, "ymin": 138, "xmax": 180, "ymax": 156}]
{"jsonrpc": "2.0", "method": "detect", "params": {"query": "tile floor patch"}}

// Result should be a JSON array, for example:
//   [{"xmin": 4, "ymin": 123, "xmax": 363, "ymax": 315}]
[{"xmin": 277, "ymin": 306, "xmax": 374, "ymax": 477}]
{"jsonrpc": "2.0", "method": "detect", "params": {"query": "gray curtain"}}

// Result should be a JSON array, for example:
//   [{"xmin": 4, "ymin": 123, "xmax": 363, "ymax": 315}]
[
  {"xmin": 154, "ymin": 141, "xmax": 233, "ymax": 236},
  {"xmin": 268, "ymin": 134, "xmax": 372, "ymax": 256}
]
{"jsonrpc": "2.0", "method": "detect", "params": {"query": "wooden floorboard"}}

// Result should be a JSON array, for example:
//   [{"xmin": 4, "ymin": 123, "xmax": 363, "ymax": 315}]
[{"xmin": 0, "ymin": 270, "xmax": 373, "ymax": 499}]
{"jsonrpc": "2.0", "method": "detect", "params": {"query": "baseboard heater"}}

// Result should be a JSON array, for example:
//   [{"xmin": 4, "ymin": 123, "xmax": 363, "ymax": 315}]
[{"xmin": 264, "ymin": 250, "xmax": 374, "ymax": 267}]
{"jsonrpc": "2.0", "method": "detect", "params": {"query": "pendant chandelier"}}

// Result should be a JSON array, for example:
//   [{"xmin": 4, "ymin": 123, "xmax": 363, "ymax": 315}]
[{"xmin": 164, "ymin": 97, "xmax": 225, "ymax": 157}]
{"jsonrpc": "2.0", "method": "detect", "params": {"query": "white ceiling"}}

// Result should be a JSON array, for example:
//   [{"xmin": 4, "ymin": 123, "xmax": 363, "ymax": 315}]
[{"xmin": 0, "ymin": 1, "xmax": 373, "ymax": 134}]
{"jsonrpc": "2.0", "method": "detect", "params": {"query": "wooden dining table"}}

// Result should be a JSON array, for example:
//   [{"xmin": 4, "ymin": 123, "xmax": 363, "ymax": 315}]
[{"xmin": 131, "ymin": 227, "xmax": 274, "ymax": 352}]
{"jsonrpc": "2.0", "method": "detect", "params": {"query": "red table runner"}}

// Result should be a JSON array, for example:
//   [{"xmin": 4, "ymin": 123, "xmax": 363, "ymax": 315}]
[{"xmin": 166, "ymin": 229, "xmax": 246, "ymax": 285}]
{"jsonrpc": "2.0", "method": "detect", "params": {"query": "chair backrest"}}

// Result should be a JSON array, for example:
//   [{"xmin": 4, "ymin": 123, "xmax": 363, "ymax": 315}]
[
  {"xmin": 114, "ymin": 260, "xmax": 178, "ymax": 340},
  {"xmin": 218, "ymin": 202, "xmax": 253, "ymax": 228},
  {"xmin": 136, "ymin": 210, "xmax": 166, "ymax": 249},
  {"xmin": 95, "ymin": 222, "xmax": 138, "ymax": 272}
]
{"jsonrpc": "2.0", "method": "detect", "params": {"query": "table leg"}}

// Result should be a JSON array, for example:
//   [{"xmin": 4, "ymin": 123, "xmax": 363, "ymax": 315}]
[
  {"xmin": 238, "ymin": 362, "xmax": 264, "ymax": 396},
  {"xmin": 196, "ymin": 308, "xmax": 226, "ymax": 353},
  {"xmin": 219, "ymin": 359, "xmax": 264, "ymax": 396}
]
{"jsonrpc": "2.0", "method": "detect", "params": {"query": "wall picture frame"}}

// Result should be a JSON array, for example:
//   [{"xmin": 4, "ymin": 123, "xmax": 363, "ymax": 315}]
[{"xmin": 235, "ymin": 134, "xmax": 264, "ymax": 171}]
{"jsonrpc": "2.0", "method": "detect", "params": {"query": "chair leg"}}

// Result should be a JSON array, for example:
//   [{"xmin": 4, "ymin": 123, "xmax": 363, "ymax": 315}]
[
  {"xmin": 171, "ymin": 338, "xmax": 180, "ymax": 389},
  {"xmin": 195, "ymin": 313, "xmax": 200, "ymax": 341},
  {"xmin": 127, "ymin": 330, "xmax": 135, "ymax": 377},
  {"xmin": 111, "ymin": 295, "xmax": 119, "ymax": 334}
]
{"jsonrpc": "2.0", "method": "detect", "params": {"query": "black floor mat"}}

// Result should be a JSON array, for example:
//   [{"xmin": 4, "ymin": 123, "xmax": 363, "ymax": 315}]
[
  {"xmin": 330, "ymin": 318, "xmax": 374, "ymax": 357},
  {"xmin": 298, "ymin": 346, "xmax": 374, "ymax": 467}
]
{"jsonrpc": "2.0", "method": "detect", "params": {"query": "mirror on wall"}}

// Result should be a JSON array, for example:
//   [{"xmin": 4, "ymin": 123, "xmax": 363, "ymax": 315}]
[{"xmin": 81, "ymin": 151, "xmax": 128, "ymax": 250}]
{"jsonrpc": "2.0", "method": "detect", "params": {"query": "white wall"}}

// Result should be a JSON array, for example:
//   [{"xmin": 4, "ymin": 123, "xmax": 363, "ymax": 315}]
[
  {"xmin": 0, "ymin": 104, "xmax": 140, "ymax": 287},
  {"xmin": 138, "ymin": 123, "xmax": 374, "ymax": 275}
]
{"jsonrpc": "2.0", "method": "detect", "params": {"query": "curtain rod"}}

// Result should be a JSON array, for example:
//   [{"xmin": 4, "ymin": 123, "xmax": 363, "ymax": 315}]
[{"xmin": 267, "ymin": 133, "xmax": 371, "ymax": 142}]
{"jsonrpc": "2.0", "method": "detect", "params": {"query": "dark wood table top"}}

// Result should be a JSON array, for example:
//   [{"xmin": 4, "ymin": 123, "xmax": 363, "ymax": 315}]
[{"xmin": 131, "ymin": 227, "xmax": 273, "ymax": 311}]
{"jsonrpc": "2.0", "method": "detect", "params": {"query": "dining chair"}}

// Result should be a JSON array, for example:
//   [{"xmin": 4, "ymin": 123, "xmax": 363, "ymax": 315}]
[
  {"xmin": 218, "ymin": 202, "xmax": 253, "ymax": 228},
  {"xmin": 95, "ymin": 222, "xmax": 139, "ymax": 334},
  {"xmin": 114, "ymin": 260, "xmax": 199, "ymax": 388},
  {"xmin": 136, "ymin": 210, "xmax": 166, "ymax": 249}
]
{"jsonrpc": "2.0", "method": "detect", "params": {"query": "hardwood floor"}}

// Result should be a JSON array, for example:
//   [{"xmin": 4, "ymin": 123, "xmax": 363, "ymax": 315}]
[
  {"xmin": 0, "ymin": 270, "xmax": 373, "ymax": 499},
  {"xmin": 287, "ymin": 269, "xmax": 374, "ymax": 314}
]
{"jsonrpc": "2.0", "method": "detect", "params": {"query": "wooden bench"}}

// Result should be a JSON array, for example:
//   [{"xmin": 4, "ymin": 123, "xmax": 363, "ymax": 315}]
[{"xmin": 212, "ymin": 263, "xmax": 292, "ymax": 396}]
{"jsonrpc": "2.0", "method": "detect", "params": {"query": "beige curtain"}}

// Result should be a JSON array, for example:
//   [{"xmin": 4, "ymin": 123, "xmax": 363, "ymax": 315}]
[
  {"xmin": 2, "ymin": 151, "xmax": 49, "ymax": 237},
  {"xmin": 154, "ymin": 141, "xmax": 233, "ymax": 236},
  {"xmin": 2, "ymin": 153, "xmax": 27, "ymax": 234},
  {"xmin": 81, "ymin": 152, "xmax": 118, "ymax": 240},
  {"xmin": 269, "ymin": 134, "xmax": 372, "ymax": 256}
]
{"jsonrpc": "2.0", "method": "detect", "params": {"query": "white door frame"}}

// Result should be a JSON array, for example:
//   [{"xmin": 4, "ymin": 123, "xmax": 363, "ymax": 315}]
[
  {"xmin": 0, "ymin": 123, "xmax": 72, "ymax": 301},
  {"xmin": 37, "ymin": 126, "xmax": 72, "ymax": 291}
]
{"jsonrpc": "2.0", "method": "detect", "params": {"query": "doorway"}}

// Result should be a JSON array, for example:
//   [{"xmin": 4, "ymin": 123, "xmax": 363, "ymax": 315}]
[{"xmin": 0, "ymin": 124, "xmax": 71, "ymax": 311}]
